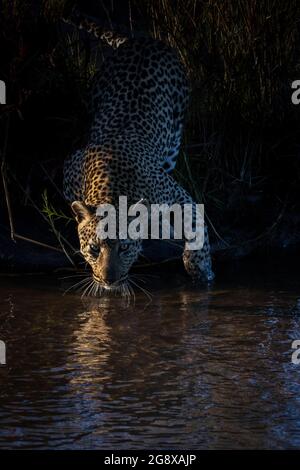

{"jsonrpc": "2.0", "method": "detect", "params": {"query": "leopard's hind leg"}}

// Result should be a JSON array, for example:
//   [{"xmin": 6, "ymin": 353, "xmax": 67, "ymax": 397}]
[
  {"xmin": 162, "ymin": 122, "xmax": 184, "ymax": 174},
  {"xmin": 162, "ymin": 83, "xmax": 189, "ymax": 174},
  {"xmin": 151, "ymin": 170, "xmax": 214, "ymax": 282}
]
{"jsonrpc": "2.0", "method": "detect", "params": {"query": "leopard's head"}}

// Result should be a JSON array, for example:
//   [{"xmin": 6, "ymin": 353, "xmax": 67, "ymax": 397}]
[{"xmin": 71, "ymin": 201, "xmax": 142, "ymax": 291}]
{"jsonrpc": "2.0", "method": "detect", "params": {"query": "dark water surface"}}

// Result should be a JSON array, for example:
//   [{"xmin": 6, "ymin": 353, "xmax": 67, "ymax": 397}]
[{"xmin": 0, "ymin": 268, "xmax": 300, "ymax": 450}]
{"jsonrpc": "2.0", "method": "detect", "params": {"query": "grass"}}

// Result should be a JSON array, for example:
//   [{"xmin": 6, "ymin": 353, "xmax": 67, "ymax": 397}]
[
  {"xmin": 1, "ymin": 0, "xmax": 300, "ymax": 257},
  {"xmin": 136, "ymin": 0, "xmax": 300, "ymax": 248}
]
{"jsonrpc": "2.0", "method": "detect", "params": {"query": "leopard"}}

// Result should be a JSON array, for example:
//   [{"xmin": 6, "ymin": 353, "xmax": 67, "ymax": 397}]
[{"xmin": 63, "ymin": 12, "xmax": 214, "ymax": 296}]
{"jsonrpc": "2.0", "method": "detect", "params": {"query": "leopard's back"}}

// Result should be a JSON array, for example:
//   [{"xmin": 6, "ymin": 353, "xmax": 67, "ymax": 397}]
[
  {"xmin": 87, "ymin": 38, "xmax": 189, "ymax": 170},
  {"xmin": 64, "ymin": 37, "xmax": 189, "ymax": 203}
]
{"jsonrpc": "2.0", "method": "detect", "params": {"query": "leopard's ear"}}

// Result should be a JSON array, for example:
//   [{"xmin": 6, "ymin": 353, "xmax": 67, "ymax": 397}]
[{"xmin": 71, "ymin": 201, "xmax": 92, "ymax": 224}]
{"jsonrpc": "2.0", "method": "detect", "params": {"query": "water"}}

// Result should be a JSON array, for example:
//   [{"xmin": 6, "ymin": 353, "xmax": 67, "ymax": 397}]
[{"xmin": 0, "ymin": 267, "xmax": 300, "ymax": 450}]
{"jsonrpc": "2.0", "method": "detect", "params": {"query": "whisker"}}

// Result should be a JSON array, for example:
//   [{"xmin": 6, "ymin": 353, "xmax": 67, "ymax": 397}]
[
  {"xmin": 63, "ymin": 276, "xmax": 92, "ymax": 295},
  {"xmin": 129, "ymin": 278, "xmax": 153, "ymax": 303},
  {"xmin": 87, "ymin": 280, "xmax": 97, "ymax": 297},
  {"xmin": 60, "ymin": 273, "xmax": 89, "ymax": 280},
  {"xmin": 123, "ymin": 281, "xmax": 132, "ymax": 306},
  {"xmin": 127, "ymin": 281, "xmax": 136, "ymax": 304},
  {"xmin": 93, "ymin": 281, "xmax": 103, "ymax": 297},
  {"xmin": 92, "ymin": 281, "xmax": 98, "ymax": 297},
  {"xmin": 81, "ymin": 279, "xmax": 94, "ymax": 298},
  {"xmin": 77, "ymin": 280, "xmax": 93, "ymax": 293},
  {"xmin": 73, "ymin": 250, "xmax": 84, "ymax": 257}
]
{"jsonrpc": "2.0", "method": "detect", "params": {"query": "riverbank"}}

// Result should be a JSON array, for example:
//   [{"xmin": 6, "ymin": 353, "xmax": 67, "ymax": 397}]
[{"xmin": 1, "ymin": 205, "xmax": 299, "ymax": 274}]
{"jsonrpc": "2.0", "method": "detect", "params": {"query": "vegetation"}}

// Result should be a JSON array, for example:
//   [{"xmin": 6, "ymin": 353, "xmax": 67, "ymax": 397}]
[{"xmin": 1, "ymin": 0, "xmax": 300, "ymax": 266}]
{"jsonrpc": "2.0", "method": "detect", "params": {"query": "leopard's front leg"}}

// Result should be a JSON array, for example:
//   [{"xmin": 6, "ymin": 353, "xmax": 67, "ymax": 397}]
[
  {"xmin": 179, "ymin": 189, "xmax": 214, "ymax": 282},
  {"xmin": 182, "ymin": 223, "xmax": 214, "ymax": 282},
  {"xmin": 151, "ymin": 171, "xmax": 214, "ymax": 282}
]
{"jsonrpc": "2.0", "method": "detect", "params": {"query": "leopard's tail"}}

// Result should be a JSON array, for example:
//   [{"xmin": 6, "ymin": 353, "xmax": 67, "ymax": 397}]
[{"xmin": 63, "ymin": 8, "xmax": 129, "ymax": 49}]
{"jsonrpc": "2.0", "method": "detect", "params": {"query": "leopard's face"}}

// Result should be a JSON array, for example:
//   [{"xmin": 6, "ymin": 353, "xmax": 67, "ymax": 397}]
[{"xmin": 72, "ymin": 201, "xmax": 142, "ymax": 290}]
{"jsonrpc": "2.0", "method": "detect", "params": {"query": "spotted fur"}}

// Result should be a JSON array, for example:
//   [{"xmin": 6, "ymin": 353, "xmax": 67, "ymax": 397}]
[{"xmin": 63, "ymin": 16, "xmax": 214, "ymax": 292}]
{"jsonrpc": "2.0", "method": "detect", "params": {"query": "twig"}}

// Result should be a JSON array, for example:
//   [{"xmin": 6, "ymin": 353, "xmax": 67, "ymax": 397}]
[
  {"xmin": 0, "ymin": 115, "xmax": 15, "ymax": 241},
  {"xmin": 12, "ymin": 233, "xmax": 63, "ymax": 253},
  {"xmin": 0, "ymin": 116, "xmax": 66, "ymax": 254},
  {"xmin": 39, "ymin": 162, "xmax": 65, "ymax": 199},
  {"xmin": 1, "ymin": 161, "xmax": 15, "ymax": 241},
  {"xmin": 8, "ymin": 170, "xmax": 76, "ymax": 265}
]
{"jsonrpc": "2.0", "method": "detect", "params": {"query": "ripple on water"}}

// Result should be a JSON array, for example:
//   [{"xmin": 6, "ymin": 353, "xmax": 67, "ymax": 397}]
[{"xmin": 0, "ymin": 272, "xmax": 300, "ymax": 449}]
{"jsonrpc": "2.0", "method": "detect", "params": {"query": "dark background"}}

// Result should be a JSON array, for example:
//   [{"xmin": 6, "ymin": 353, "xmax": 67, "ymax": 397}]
[{"xmin": 1, "ymin": 0, "xmax": 300, "ymax": 272}]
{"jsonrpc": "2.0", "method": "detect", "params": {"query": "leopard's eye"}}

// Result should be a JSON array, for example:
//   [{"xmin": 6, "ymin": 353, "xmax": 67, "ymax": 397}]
[
  {"xmin": 89, "ymin": 243, "xmax": 100, "ymax": 256},
  {"xmin": 120, "ymin": 243, "xmax": 130, "ymax": 252}
]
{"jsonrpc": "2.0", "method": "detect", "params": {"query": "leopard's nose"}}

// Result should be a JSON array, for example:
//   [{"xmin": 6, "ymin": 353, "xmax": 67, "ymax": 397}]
[
  {"xmin": 101, "ymin": 269, "xmax": 119, "ymax": 285},
  {"xmin": 103, "ymin": 274, "xmax": 116, "ymax": 285}
]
